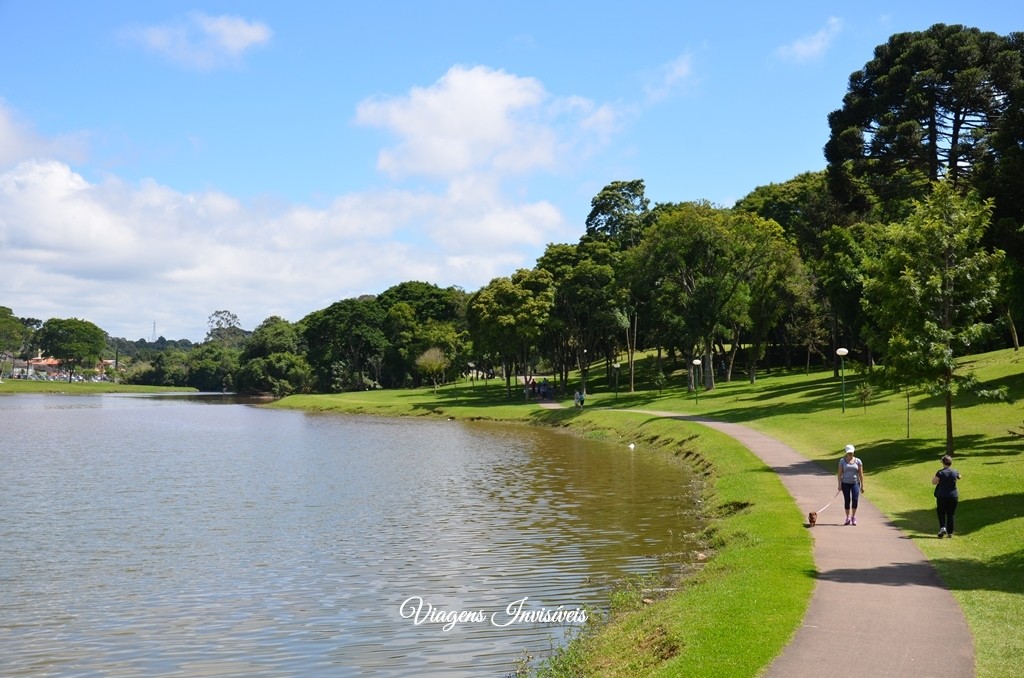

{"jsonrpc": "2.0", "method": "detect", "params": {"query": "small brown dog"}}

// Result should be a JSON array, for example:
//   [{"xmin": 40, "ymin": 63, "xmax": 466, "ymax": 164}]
[{"xmin": 807, "ymin": 511, "xmax": 818, "ymax": 527}]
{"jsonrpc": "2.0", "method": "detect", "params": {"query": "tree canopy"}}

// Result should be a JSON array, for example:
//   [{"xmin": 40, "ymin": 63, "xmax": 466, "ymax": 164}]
[
  {"xmin": 861, "ymin": 180, "xmax": 1005, "ymax": 454},
  {"xmin": 7, "ymin": 22, "xmax": 1021, "ymax": 459},
  {"xmin": 826, "ymin": 23, "xmax": 1023, "ymax": 220},
  {"xmin": 36, "ymin": 317, "xmax": 107, "ymax": 381}
]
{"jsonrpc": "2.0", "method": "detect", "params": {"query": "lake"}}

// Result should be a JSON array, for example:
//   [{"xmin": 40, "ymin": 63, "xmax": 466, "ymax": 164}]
[{"xmin": 0, "ymin": 393, "xmax": 703, "ymax": 676}]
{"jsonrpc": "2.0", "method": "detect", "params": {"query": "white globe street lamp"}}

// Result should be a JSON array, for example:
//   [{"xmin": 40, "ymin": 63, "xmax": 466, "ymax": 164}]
[
  {"xmin": 836, "ymin": 348, "xmax": 849, "ymax": 413},
  {"xmin": 692, "ymin": 358, "xmax": 702, "ymax": 406}
]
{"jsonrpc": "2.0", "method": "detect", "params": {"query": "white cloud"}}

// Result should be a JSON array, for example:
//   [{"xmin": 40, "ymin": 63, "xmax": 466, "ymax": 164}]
[
  {"xmin": 123, "ymin": 12, "xmax": 272, "ymax": 70},
  {"xmin": 0, "ymin": 158, "xmax": 567, "ymax": 340},
  {"xmin": 355, "ymin": 64, "xmax": 615, "ymax": 180},
  {"xmin": 645, "ymin": 53, "xmax": 697, "ymax": 103},
  {"xmin": 1, "ymin": 63, "xmax": 621, "ymax": 339},
  {"xmin": 355, "ymin": 65, "xmax": 551, "ymax": 178},
  {"xmin": 0, "ymin": 101, "xmax": 89, "ymax": 167},
  {"xmin": 776, "ymin": 17, "xmax": 843, "ymax": 63}
]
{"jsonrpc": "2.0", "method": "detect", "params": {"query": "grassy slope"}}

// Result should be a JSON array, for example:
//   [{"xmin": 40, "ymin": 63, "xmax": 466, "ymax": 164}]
[{"xmin": 705, "ymin": 348, "xmax": 1024, "ymax": 678}]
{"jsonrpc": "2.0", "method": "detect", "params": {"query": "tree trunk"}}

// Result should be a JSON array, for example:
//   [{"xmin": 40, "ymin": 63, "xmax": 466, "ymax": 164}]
[
  {"xmin": 749, "ymin": 339, "xmax": 760, "ymax": 385},
  {"xmin": 1008, "ymin": 309, "xmax": 1019, "ymax": 351},
  {"xmin": 945, "ymin": 389, "xmax": 955, "ymax": 456},
  {"xmin": 831, "ymin": 315, "xmax": 841, "ymax": 378},
  {"xmin": 504, "ymin": 358, "xmax": 512, "ymax": 399},
  {"xmin": 703, "ymin": 338, "xmax": 715, "ymax": 391},
  {"xmin": 627, "ymin": 310, "xmax": 638, "ymax": 392}
]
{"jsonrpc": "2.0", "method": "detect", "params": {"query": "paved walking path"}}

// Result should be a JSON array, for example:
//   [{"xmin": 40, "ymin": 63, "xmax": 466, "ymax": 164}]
[{"xmin": 620, "ymin": 410, "xmax": 975, "ymax": 678}]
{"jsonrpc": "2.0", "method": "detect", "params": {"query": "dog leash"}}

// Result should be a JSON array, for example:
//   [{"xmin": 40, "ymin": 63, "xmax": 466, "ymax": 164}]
[{"xmin": 816, "ymin": 490, "xmax": 841, "ymax": 514}]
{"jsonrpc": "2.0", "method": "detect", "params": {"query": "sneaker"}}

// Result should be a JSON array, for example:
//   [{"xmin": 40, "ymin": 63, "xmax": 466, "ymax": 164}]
[
  {"xmin": 851, "ymin": 517, "xmax": 858, "ymax": 526},
  {"xmin": 938, "ymin": 527, "xmax": 947, "ymax": 538},
  {"xmin": 947, "ymin": 533, "xmax": 954, "ymax": 538},
  {"xmin": 844, "ymin": 517, "xmax": 851, "ymax": 525}
]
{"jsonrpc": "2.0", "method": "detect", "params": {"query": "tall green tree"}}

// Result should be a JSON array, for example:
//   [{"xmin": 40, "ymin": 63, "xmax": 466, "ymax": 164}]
[
  {"xmin": 584, "ymin": 179, "xmax": 651, "ymax": 249},
  {"xmin": 236, "ymin": 316, "xmax": 310, "ymax": 395},
  {"xmin": 376, "ymin": 281, "xmax": 468, "ymax": 388},
  {"xmin": 303, "ymin": 297, "xmax": 388, "ymax": 391},
  {"xmin": 537, "ymin": 240, "xmax": 620, "ymax": 393},
  {"xmin": 582, "ymin": 180, "xmax": 655, "ymax": 392},
  {"xmin": 638, "ymin": 202, "xmax": 775, "ymax": 391},
  {"xmin": 735, "ymin": 171, "xmax": 852, "ymax": 262},
  {"xmin": 127, "ymin": 349, "xmax": 189, "ymax": 386},
  {"xmin": 36, "ymin": 317, "xmax": 107, "ymax": 382},
  {"xmin": 205, "ymin": 309, "xmax": 248, "ymax": 348},
  {"xmin": 825, "ymin": 24, "xmax": 1022, "ymax": 221},
  {"xmin": 467, "ymin": 269, "xmax": 554, "ymax": 399},
  {"xmin": 240, "ymin": 316, "xmax": 302, "ymax": 360},
  {"xmin": 0, "ymin": 307, "xmax": 30, "ymax": 378},
  {"xmin": 377, "ymin": 281, "xmax": 463, "ymax": 323},
  {"xmin": 415, "ymin": 347, "xmax": 449, "ymax": 394},
  {"xmin": 743, "ymin": 234, "xmax": 810, "ymax": 382},
  {"xmin": 186, "ymin": 343, "xmax": 240, "ymax": 392},
  {"xmin": 861, "ymin": 180, "xmax": 1005, "ymax": 455},
  {"xmin": 534, "ymin": 243, "xmax": 578, "ymax": 388},
  {"xmin": 816, "ymin": 222, "xmax": 882, "ymax": 372}
]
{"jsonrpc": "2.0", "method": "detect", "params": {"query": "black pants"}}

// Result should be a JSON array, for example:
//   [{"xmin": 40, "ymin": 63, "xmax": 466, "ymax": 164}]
[{"xmin": 936, "ymin": 496, "xmax": 958, "ymax": 534}]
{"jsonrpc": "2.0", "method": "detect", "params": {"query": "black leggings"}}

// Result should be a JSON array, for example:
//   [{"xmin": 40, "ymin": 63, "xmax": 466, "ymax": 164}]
[
  {"xmin": 936, "ymin": 496, "xmax": 958, "ymax": 534},
  {"xmin": 841, "ymin": 482, "xmax": 860, "ymax": 510}
]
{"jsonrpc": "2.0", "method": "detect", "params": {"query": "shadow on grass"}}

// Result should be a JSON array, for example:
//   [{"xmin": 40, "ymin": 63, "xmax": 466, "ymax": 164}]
[
  {"xmin": 929, "ymin": 549, "xmax": 1024, "ymax": 595},
  {"xmin": 396, "ymin": 381, "xmax": 682, "ymax": 416},
  {"xmin": 881, "ymin": 490, "xmax": 1024, "ymax": 596},
  {"xmin": 691, "ymin": 366, "xmax": 1024, "ymax": 424},
  {"xmin": 857, "ymin": 435, "xmax": 1024, "ymax": 475},
  {"xmin": 701, "ymin": 377, "xmax": 865, "ymax": 424},
  {"xmin": 724, "ymin": 373, "xmax": 839, "ymax": 404},
  {"xmin": 891, "ymin": 491, "xmax": 1024, "ymax": 536}
]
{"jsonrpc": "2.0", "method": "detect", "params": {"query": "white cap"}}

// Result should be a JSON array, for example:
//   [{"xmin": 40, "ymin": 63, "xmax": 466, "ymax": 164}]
[{"xmin": 844, "ymin": 444, "xmax": 856, "ymax": 454}]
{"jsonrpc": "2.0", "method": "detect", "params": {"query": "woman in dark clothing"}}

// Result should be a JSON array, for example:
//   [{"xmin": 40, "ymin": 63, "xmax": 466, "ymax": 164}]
[{"xmin": 932, "ymin": 455, "xmax": 963, "ymax": 538}]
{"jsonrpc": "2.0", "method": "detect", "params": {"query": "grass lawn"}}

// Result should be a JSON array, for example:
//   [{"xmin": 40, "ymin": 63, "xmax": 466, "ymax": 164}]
[{"xmin": 275, "ymin": 347, "xmax": 1024, "ymax": 677}]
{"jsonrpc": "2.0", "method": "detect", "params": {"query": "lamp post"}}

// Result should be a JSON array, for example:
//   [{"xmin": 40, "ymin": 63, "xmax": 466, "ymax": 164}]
[
  {"xmin": 836, "ymin": 347, "xmax": 848, "ymax": 413},
  {"xmin": 692, "ymin": 358, "xmax": 702, "ymax": 406},
  {"xmin": 612, "ymin": 362, "xmax": 620, "ymax": 401}
]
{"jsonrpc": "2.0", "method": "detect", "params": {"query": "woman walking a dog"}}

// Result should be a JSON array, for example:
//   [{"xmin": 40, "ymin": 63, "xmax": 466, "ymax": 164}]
[{"xmin": 837, "ymin": 444, "xmax": 865, "ymax": 525}]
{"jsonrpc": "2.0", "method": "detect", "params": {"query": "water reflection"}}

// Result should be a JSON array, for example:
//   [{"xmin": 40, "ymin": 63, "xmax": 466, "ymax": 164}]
[{"xmin": 0, "ymin": 395, "xmax": 702, "ymax": 676}]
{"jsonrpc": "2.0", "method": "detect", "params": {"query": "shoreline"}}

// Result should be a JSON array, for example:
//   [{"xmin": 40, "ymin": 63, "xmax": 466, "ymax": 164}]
[{"xmin": 270, "ymin": 393, "xmax": 814, "ymax": 676}]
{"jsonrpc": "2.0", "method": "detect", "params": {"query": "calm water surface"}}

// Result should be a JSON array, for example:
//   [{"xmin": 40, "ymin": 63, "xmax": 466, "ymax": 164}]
[{"xmin": 0, "ymin": 394, "xmax": 702, "ymax": 676}]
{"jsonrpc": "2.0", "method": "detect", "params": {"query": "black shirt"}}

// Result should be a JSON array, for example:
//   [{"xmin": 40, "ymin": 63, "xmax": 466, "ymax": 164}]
[{"xmin": 934, "ymin": 467, "xmax": 960, "ymax": 499}]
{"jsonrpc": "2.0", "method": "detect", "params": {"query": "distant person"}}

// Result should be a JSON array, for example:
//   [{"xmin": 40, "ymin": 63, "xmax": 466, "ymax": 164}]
[
  {"xmin": 573, "ymin": 390, "xmax": 581, "ymax": 408},
  {"xmin": 932, "ymin": 455, "xmax": 963, "ymax": 538},
  {"xmin": 579, "ymin": 391, "xmax": 585, "ymax": 407},
  {"xmin": 837, "ymin": 444, "xmax": 865, "ymax": 525}
]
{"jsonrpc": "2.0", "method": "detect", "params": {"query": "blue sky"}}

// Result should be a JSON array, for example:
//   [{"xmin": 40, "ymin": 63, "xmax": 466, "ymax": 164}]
[{"xmin": 1, "ymin": 2, "xmax": 1020, "ymax": 342}]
